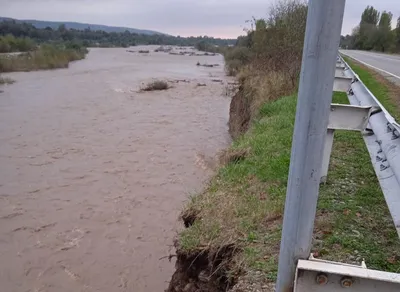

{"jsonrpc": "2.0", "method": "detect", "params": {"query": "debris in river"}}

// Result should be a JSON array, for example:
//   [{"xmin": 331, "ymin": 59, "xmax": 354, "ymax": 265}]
[
  {"xmin": 140, "ymin": 80, "xmax": 170, "ymax": 91},
  {"xmin": 171, "ymin": 79, "xmax": 191, "ymax": 83},
  {"xmin": 196, "ymin": 63, "xmax": 220, "ymax": 68},
  {"xmin": 154, "ymin": 46, "xmax": 172, "ymax": 53}
]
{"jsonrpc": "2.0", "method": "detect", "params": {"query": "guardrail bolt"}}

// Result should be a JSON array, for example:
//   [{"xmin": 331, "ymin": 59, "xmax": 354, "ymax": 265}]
[
  {"xmin": 340, "ymin": 277, "xmax": 353, "ymax": 288},
  {"xmin": 380, "ymin": 164, "xmax": 390, "ymax": 171},
  {"xmin": 316, "ymin": 273, "xmax": 328, "ymax": 285},
  {"xmin": 391, "ymin": 130, "xmax": 400, "ymax": 140},
  {"xmin": 387, "ymin": 123, "xmax": 393, "ymax": 133}
]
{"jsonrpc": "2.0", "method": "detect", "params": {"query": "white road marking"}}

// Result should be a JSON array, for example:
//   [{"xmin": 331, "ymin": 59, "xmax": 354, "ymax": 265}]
[{"xmin": 340, "ymin": 51, "xmax": 400, "ymax": 81}]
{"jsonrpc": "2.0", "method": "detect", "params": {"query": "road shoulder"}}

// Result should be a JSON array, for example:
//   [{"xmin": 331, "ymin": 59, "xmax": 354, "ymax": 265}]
[{"xmin": 343, "ymin": 55, "xmax": 400, "ymax": 121}]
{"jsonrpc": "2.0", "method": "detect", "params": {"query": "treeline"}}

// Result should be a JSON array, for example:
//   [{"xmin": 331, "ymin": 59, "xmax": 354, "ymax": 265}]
[
  {"xmin": 0, "ymin": 22, "xmax": 89, "ymax": 72},
  {"xmin": 341, "ymin": 6, "xmax": 400, "ymax": 52},
  {"xmin": 0, "ymin": 20, "xmax": 236, "ymax": 49}
]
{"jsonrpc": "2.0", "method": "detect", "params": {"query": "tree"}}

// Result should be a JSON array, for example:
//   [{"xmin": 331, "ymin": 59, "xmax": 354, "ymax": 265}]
[
  {"xmin": 356, "ymin": 6, "xmax": 380, "ymax": 50},
  {"xmin": 396, "ymin": 17, "xmax": 400, "ymax": 49},
  {"xmin": 252, "ymin": 19, "xmax": 267, "ymax": 55},
  {"xmin": 361, "ymin": 6, "xmax": 380, "ymax": 25},
  {"xmin": 348, "ymin": 6, "xmax": 399, "ymax": 52},
  {"xmin": 375, "ymin": 11, "xmax": 393, "ymax": 52},
  {"xmin": 57, "ymin": 24, "xmax": 66, "ymax": 32}
]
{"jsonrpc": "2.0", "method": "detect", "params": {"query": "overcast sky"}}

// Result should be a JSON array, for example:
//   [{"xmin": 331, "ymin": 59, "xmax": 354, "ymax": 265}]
[{"xmin": 0, "ymin": 0, "xmax": 399, "ymax": 38}]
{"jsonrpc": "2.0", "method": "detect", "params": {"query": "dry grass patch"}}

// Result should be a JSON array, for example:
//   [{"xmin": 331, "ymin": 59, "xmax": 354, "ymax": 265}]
[{"xmin": 218, "ymin": 148, "xmax": 250, "ymax": 166}]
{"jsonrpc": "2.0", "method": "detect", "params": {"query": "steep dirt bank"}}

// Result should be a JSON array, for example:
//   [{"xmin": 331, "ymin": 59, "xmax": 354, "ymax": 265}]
[{"xmin": 228, "ymin": 86, "xmax": 251, "ymax": 139}]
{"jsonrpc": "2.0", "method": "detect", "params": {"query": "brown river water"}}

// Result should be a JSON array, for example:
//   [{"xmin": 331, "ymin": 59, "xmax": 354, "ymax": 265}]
[{"xmin": 0, "ymin": 47, "xmax": 231, "ymax": 292}]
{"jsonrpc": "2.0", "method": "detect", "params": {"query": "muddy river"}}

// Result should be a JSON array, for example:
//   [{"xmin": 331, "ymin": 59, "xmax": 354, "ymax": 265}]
[{"xmin": 0, "ymin": 47, "xmax": 231, "ymax": 292}]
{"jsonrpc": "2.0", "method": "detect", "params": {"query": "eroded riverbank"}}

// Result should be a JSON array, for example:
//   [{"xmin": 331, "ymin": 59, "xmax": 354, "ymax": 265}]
[{"xmin": 0, "ymin": 47, "xmax": 231, "ymax": 291}]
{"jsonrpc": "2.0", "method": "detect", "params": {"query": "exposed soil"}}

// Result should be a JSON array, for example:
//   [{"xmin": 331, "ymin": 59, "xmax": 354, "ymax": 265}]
[
  {"xmin": 167, "ymin": 211, "xmax": 238, "ymax": 292},
  {"xmin": 166, "ymin": 243, "xmax": 237, "ymax": 292},
  {"xmin": 228, "ymin": 86, "xmax": 251, "ymax": 139}
]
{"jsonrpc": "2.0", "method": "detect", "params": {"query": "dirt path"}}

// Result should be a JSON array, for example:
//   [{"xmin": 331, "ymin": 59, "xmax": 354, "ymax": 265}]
[{"xmin": 0, "ymin": 47, "xmax": 231, "ymax": 292}]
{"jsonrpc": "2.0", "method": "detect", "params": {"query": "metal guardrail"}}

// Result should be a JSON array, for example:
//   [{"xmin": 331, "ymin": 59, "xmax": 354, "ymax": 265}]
[
  {"xmin": 291, "ymin": 56, "xmax": 400, "ymax": 292},
  {"xmin": 276, "ymin": 1, "xmax": 400, "ymax": 289},
  {"xmin": 336, "ymin": 55, "xmax": 400, "ymax": 237}
]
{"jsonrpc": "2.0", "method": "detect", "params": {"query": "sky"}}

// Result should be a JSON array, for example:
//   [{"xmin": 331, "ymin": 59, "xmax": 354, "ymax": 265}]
[{"xmin": 0, "ymin": 0, "xmax": 399, "ymax": 38}]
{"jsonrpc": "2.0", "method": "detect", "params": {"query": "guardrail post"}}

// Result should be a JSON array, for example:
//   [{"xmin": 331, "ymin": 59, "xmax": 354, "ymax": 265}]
[
  {"xmin": 321, "ymin": 129, "xmax": 335, "ymax": 183},
  {"xmin": 276, "ymin": 1, "xmax": 346, "ymax": 291}
]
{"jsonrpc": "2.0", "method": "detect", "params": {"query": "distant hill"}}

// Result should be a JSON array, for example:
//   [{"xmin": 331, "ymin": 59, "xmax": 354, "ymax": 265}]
[{"xmin": 0, "ymin": 17, "xmax": 164, "ymax": 35}]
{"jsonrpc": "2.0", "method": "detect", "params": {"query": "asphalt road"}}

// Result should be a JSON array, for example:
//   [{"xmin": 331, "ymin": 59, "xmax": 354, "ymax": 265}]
[{"xmin": 340, "ymin": 50, "xmax": 400, "ymax": 84}]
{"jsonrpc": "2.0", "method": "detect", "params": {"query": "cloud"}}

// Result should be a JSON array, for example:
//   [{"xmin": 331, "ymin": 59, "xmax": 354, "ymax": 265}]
[{"xmin": 1, "ymin": 0, "xmax": 399, "ymax": 38}]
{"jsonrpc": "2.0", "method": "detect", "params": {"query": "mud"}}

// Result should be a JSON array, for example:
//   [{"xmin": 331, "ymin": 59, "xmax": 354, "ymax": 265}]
[{"xmin": 0, "ymin": 46, "xmax": 231, "ymax": 292}]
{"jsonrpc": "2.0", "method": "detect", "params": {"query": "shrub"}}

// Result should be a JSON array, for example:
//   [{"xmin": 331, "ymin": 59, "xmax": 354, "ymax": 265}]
[{"xmin": 223, "ymin": 46, "xmax": 252, "ymax": 76}]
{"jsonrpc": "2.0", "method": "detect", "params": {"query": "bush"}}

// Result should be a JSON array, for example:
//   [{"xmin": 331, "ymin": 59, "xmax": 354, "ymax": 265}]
[
  {"xmin": 224, "ymin": 47, "xmax": 252, "ymax": 76},
  {"xmin": 141, "ymin": 80, "xmax": 170, "ymax": 91}
]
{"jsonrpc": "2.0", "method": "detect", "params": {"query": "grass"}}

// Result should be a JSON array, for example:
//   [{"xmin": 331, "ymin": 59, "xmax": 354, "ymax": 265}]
[
  {"xmin": 0, "ymin": 45, "xmax": 87, "ymax": 72},
  {"xmin": 141, "ymin": 80, "xmax": 170, "ymax": 91},
  {"xmin": 342, "ymin": 55, "xmax": 400, "ymax": 121},
  {"xmin": 179, "ymin": 91, "xmax": 400, "ymax": 283}
]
